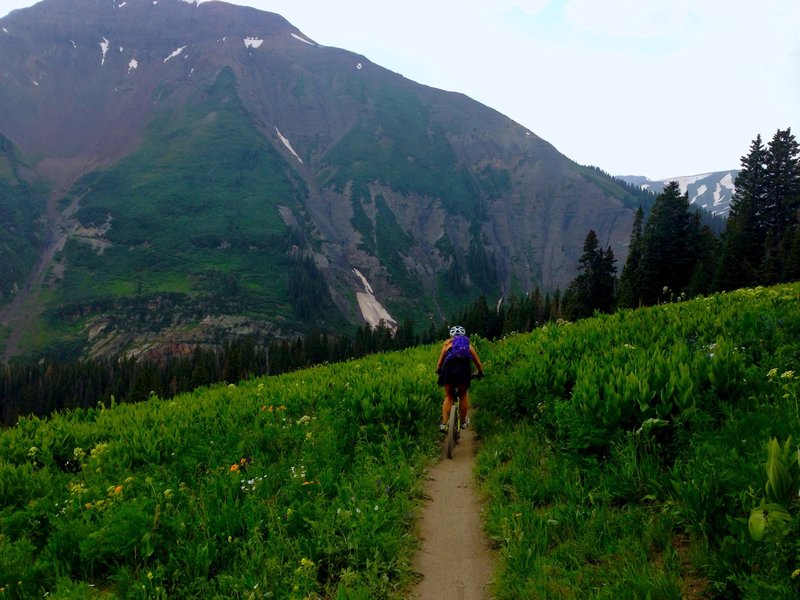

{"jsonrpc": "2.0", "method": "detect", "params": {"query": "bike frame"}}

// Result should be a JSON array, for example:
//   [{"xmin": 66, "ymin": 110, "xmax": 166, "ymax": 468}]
[{"xmin": 445, "ymin": 384, "xmax": 464, "ymax": 459}]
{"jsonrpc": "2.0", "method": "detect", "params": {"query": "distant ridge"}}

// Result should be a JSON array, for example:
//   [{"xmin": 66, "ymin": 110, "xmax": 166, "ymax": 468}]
[{"xmin": 617, "ymin": 170, "xmax": 737, "ymax": 217}]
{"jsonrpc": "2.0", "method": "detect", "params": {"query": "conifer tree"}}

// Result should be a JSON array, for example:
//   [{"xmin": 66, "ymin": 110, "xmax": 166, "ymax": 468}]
[
  {"xmin": 716, "ymin": 129, "xmax": 800, "ymax": 289},
  {"xmin": 564, "ymin": 229, "xmax": 616, "ymax": 319},
  {"xmin": 618, "ymin": 206, "xmax": 645, "ymax": 308},
  {"xmin": 636, "ymin": 182, "xmax": 701, "ymax": 303}
]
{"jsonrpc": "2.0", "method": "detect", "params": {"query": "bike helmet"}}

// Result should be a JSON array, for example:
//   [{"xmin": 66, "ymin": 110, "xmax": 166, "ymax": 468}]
[{"xmin": 449, "ymin": 325, "xmax": 466, "ymax": 337}]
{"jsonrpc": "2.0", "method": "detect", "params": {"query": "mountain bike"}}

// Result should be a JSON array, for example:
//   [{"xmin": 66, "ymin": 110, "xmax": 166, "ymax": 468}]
[
  {"xmin": 444, "ymin": 373, "xmax": 482, "ymax": 459},
  {"xmin": 445, "ymin": 384, "xmax": 463, "ymax": 459}
]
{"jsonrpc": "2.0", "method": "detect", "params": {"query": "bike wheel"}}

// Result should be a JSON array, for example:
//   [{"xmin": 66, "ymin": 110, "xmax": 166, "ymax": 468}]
[{"xmin": 446, "ymin": 403, "xmax": 457, "ymax": 459}]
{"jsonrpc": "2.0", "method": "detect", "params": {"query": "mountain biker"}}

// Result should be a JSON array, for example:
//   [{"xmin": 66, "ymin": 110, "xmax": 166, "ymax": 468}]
[{"xmin": 436, "ymin": 325, "xmax": 484, "ymax": 433}]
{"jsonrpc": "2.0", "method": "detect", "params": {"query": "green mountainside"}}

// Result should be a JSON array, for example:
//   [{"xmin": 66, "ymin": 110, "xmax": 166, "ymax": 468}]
[
  {"xmin": 0, "ymin": 0, "xmax": 654, "ymax": 360},
  {"xmin": 1, "ymin": 283, "xmax": 798, "ymax": 597},
  {"xmin": 0, "ymin": 135, "xmax": 47, "ymax": 305}
]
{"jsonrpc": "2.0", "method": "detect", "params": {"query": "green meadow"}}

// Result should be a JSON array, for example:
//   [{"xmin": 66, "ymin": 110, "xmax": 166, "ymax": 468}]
[{"xmin": 1, "ymin": 283, "xmax": 799, "ymax": 598}]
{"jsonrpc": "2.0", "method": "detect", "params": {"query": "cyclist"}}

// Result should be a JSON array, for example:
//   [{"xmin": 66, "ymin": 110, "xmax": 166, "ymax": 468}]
[{"xmin": 436, "ymin": 325, "xmax": 484, "ymax": 433}]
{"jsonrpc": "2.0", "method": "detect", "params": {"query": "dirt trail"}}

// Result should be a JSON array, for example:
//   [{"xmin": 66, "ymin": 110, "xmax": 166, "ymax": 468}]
[{"xmin": 410, "ymin": 424, "xmax": 496, "ymax": 599}]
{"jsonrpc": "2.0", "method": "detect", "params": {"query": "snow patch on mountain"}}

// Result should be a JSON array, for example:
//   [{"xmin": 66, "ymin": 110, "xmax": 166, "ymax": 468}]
[
  {"xmin": 244, "ymin": 37, "xmax": 263, "ymax": 49},
  {"xmin": 164, "ymin": 46, "xmax": 187, "ymax": 62},
  {"xmin": 99, "ymin": 37, "xmax": 109, "ymax": 65},
  {"xmin": 275, "ymin": 127, "xmax": 303, "ymax": 164},
  {"xmin": 353, "ymin": 269, "xmax": 396, "ymax": 330},
  {"xmin": 291, "ymin": 33, "xmax": 316, "ymax": 46}
]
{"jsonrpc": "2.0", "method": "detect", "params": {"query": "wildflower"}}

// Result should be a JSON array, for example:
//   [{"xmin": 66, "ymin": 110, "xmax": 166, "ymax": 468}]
[
  {"xmin": 230, "ymin": 464, "xmax": 239, "ymax": 472},
  {"xmin": 147, "ymin": 572, "xmax": 154, "ymax": 581},
  {"xmin": 781, "ymin": 371, "xmax": 795, "ymax": 379},
  {"xmin": 768, "ymin": 368, "xmax": 779, "ymax": 378},
  {"xmin": 163, "ymin": 489, "xmax": 173, "ymax": 500},
  {"xmin": 114, "ymin": 485, "xmax": 123, "ymax": 495},
  {"xmin": 68, "ymin": 481, "xmax": 87, "ymax": 496}
]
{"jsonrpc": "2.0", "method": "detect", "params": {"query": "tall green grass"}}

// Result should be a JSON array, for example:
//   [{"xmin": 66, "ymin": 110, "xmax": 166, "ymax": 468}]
[
  {"xmin": 0, "ymin": 348, "xmax": 440, "ymax": 598},
  {"xmin": 474, "ymin": 283, "xmax": 800, "ymax": 598}
]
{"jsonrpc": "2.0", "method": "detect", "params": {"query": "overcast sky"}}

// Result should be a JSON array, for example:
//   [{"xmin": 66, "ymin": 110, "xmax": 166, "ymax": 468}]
[{"xmin": 2, "ymin": 0, "xmax": 798, "ymax": 180}]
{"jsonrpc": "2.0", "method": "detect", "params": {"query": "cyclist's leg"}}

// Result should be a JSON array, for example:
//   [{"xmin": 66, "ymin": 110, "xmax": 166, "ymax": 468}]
[
  {"xmin": 459, "ymin": 387, "xmax": 469, "ymax": 423},
  {"xmin": 442, "ymin": 383, "xmax": 456, "ymax": 424}
]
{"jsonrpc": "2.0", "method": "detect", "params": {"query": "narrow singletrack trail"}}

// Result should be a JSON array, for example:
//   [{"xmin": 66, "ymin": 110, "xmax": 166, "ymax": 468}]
[{"xmin": 410, "ymin": 423, "xmax": 496, "ymax": 599}]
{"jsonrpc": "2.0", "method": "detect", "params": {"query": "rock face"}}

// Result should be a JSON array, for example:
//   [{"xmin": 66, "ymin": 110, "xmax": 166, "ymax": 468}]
[{"xmin": 0, "ymin": 0, "xmax": 648, "ymax": 359}]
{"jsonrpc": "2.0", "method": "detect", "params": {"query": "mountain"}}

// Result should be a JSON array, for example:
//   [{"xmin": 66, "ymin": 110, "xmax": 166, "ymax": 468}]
[
  {"xmin": 0, "ymin": 0, "xmax": 649, "ymax": 361},
  {"xmin": 617, "ymin": 170, "xmax": 737, "ymax": 217}
]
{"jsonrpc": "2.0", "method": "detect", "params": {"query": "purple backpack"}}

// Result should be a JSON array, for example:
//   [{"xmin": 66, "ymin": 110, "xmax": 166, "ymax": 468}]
[{"xmin": 447, "ymin": 335, "xmax": 471, "ymax": 361}]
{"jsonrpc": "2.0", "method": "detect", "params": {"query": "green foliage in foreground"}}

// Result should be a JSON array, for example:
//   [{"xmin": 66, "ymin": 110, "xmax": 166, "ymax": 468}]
[
  {"xmin": 474, "ymin": 283, "xmax": 800, "ymax": 598},
  {"xmin": 0, "ymin": 348, "xmax": 440, "ymax": 598},
  {"xmin": 3, "ymin": 283, "xmax": 800, "ymax": 598}
]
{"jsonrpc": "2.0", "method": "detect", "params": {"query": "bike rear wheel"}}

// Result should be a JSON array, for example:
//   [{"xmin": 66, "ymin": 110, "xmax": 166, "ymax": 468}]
[{"xmin": 446, "ymin": 403, "xmax": 458, "ymax": 459}]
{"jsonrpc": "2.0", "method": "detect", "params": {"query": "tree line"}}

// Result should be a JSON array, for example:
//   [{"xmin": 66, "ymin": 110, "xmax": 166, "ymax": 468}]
[
  {"xmin": 0, "ymin": 289, "xmax": 563, "ymax": 426},
  {"xmin": 562, "ymin": 128, "xmax": 799, "ymax": 319}
]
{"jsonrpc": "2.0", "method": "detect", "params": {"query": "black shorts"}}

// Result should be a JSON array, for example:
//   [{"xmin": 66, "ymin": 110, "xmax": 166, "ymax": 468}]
[{"xmin": 437, "ymin": 358, "xmax": 471, "ymax": 387}]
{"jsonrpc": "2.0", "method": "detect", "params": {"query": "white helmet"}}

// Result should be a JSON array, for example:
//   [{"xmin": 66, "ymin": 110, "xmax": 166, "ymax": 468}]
[{"xmin": 449, "ymin": 325, "xmax": 466, "ymax": 336}]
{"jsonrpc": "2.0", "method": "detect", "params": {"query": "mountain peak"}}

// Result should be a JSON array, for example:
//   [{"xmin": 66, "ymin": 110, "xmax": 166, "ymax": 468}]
[{"xmin": 1, "ymin": 0, "xmax": 647, "ymax": 360}]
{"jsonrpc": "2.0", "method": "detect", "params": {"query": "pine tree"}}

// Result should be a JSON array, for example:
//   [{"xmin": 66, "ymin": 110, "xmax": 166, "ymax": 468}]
[
  {"xmin": 563, "ymin": 230, "xmax": 616, "ymax": 319},
  {"xmin": 716, "ymin": 129, "xmax": 800, "ymax": 289},
  {"xmin": 637, "ymin": 182, "xmax": 700, "ymax": 304},
  {"xmin": 618, "ymin": 206, "xmax": 645, "ymax": 308}
]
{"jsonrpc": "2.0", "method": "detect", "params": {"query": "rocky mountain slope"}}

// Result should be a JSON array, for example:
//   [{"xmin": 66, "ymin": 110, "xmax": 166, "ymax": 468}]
[{"xmin": 0, "ymin": 0, "xmax": 650, "ymax": 360}]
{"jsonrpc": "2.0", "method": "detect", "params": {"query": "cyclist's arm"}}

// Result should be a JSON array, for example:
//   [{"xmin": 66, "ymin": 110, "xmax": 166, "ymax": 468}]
[
  {"xmin": 469, "ymin": 346, "xmax": 484, "ymax": 375},
  {"xmin": 436, "ymin": 340, "xmax": 451, "ymax": 371}
]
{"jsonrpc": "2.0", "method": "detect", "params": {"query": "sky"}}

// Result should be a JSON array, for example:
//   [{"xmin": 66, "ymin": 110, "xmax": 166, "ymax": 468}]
[{"xmin": 1, "ymin": 0, "xmax": 798, "ymax": 180}]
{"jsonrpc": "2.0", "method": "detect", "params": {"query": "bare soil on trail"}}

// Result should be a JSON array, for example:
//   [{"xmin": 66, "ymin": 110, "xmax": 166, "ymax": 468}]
[{"xmin": 409, "ymin": 424, "xmax": 496, "ymax": 600}]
